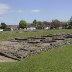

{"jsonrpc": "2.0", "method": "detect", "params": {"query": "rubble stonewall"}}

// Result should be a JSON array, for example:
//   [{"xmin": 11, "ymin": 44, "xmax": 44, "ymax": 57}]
[{"xmin": 0, "ymin": 33, "xmax": 72, "ymax": 61}]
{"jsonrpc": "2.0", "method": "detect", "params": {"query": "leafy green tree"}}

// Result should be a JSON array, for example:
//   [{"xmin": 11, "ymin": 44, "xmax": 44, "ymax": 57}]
[
  {"xmin": 1, "ymin": 22, "xmax": 7, "ymax": 29},
  {"xmin": 51, "ymin": 19, "xmax": 61, "ymax": 29},
  {"xmin": 69, "ymin": 16, "xmax": 72, "ymax": 28},
  {"xmin": 19, "ymin": 20, "xmax": 28, "ymax": 29},
  {"xmin": 33, "ymin": 19, "xmax": 37, "ymax": 27},
  {"xmin": 64, "ymin": 23, "xmax": 68, "ymax": 29},
  {"xmin": 36, "ymin": 21, "xmax": 44, "ymax": 29}
]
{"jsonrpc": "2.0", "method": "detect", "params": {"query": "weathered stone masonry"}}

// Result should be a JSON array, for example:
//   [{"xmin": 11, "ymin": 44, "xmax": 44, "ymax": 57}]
[{"xmin": 0, "ymin": 33, "xmax": 72, "ymax": 61}]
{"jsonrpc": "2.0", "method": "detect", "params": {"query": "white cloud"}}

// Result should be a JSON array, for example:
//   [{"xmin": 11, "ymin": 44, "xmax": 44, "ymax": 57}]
[
  {"xmin": 0, "ymin": 4, "xmax": 10, "ymax": 14},
  {"xmin": 31, "ymin": 9, "xmax": 40, "ymax": 13}
]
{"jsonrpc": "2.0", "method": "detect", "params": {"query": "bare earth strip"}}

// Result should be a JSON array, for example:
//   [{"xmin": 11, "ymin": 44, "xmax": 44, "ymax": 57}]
[
  {"xmin": 0, "ymin": 41, "xmax": 17, "ymax": 62},
  {"xmin": 0, "ymin": 55, "xmax": 17, "ymax": 62}
]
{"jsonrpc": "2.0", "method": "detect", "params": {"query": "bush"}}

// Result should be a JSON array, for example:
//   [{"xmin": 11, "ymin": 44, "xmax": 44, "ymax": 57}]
[
  {"xmin": 1, "ymin": 23, "xmax": 7, "ymax": 29},
  {"xmin": 3, "ymin": 28, "xmax": 11, "ymax": 31}
]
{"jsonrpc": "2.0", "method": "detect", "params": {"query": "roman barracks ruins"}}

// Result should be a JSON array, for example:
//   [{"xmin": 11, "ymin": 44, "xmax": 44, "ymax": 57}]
[{"xmin": 0, "ymin": 33, "xmax": 72, "ymax": 61}]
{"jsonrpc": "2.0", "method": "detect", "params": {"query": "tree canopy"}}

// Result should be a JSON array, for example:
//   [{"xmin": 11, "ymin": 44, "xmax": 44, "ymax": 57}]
[
  {"xmin": 1, "ymin": 22, "xmax": 7, "ymax": 29},
  {"xmin": 69, "ymin": 16, "xmax": 72, "ymax": 26},
  {"xmin": 33, "ymin": 19, "xmax": 37, "ymax": 27},
  {"xmin": 36, "ymin": 21, "xmax": 44, "ymax": 29},
  {"xmin": 51, "ymin": 19, "xmax": 61, "ymax": 29},
  {"xmin": 19, "ymin": 20, "xmax": 28, "ymax": 29}
]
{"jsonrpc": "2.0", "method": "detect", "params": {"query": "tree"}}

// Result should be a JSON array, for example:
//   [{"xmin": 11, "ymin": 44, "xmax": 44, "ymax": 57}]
[
  {"xmin": 33, "ymin": 19, "xmax": 37, "ymax": 27},
  {"xmin": 64, "ymin": 23, "xmax": 68, "ymax": 29},
  {"xmin": 68, "ymin": 16, "xmax": 72, "ymax": 29},
  {"xmin": 1, "ymin": 22, "xmax": 7, "ymax": 29},
  {"xmin": 19, "ymin": 20, "xmax": 28, "ymax": 29},
  {"xmin": 36, "ymin": 21, "xmax": 44, "ymax": 29},
  {"xmin": 69, "ymin": 16, "xmax": 72, "ymax": 26},
  {"xmin": 51, "ymin": 19, "xmax": 61, "ymax": 29}
]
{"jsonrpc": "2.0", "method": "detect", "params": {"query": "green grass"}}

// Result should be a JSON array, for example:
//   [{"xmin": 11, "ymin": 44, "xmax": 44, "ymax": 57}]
[
  {"xmin": 0, "ymin": 29, "xmax": 72, "ymax": 40},
  {"xmin": 0, "ymin": 44, "xmax": 72, "ymax": 72}
]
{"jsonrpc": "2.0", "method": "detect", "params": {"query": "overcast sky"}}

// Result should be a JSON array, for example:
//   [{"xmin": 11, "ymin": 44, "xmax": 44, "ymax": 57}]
[{"xmin": 0, "ymin": 0, "xmax": 72, "ymax": 24}]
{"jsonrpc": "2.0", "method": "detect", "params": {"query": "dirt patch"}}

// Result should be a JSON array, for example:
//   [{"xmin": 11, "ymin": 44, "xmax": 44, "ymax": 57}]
[{"xmin": 0, "ymin": 55, "xmax": 17, "ymax": 62}]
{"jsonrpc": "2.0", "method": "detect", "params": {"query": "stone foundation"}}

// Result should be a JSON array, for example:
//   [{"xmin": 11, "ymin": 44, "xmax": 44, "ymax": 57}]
[{"xmin": 0, "ymin": 33, "xmax": 72, "ymax": 61}]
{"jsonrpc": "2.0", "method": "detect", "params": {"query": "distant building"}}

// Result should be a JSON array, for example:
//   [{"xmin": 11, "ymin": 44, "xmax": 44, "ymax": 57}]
[
  {"xmin": 0, "ymin": 29, "xmax": 3, "ymax": 31},
  {"xmin": 27, "ymin": 23, "xmax": 36, "ymax": 31},
  {"xmin": 27, "ymin": 27, "xmax": 36, "ymax": 30},
  {"xmin": 44, "ymin": 27, "xmax": 50, "ymax": 30},
  {"xmin": 59, "ymin": 27, "xmax": 63, "ymax": 29},
  {"xmin": 7, "ymin": 25, "xmax": 18, "ymax": 31},
  {"xmin": 43, "ymin": 21, "xmax": 51, "ymax": 30}
]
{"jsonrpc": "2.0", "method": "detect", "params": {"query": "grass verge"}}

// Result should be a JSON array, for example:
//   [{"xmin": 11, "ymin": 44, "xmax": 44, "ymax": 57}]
[{"xmin": 0, "ymin": 29, "xmax": 72, "ymax": 40}]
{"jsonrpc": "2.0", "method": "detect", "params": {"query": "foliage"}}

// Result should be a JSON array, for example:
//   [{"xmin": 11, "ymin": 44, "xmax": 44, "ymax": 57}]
[
  {"xmin": 3, "ymin": 28, "xmax": 11, "ymax": 31},
  {"xmin": 0, "ymin": 22, "xmax": 7, "ymax": 29},
  {"xmin": 64, "ymin": 23, "xmax": 68, "ymax": 29},
  {"xmin": 67, "ymin": 25, "xmax": 72, "ymax": 29},
  {"xmin": 69, "ymin": 16, "xmax": 72, "ymax": 26},
  {"xmin": 33, "ymin": 19, "xmax": 37, "ymax": 27},
  {"xmin": 51, "ymin": 19, "xmax": 61, "ymax": 29},
  {"xmin": 19, "ymin": 20, "xmax": 28, "ymax": 29},
  {"xmin": 36, "ymin": 21, "xmax": 44, "ymax": 29},
  {"xmin": 67, "ymin": 16, "xmax": 72, "ymax": 29}
]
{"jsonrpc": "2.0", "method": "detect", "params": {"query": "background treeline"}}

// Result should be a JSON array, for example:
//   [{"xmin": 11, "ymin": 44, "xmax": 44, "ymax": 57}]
[
  {"xmin": 0, "ymin": 16, "xmax": 72, "ymax": 31},
  {"xmin": 18, "ymin": 16, "xmax": 72, "ymax": 30}
]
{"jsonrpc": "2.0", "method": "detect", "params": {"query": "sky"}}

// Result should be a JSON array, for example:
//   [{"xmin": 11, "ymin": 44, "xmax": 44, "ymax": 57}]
[{"xmin": 0, "ymin": 0, "xmax": 72, "ymax": 25}]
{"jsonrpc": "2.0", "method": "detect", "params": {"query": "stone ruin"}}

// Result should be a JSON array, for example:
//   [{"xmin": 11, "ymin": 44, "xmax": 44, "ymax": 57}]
[{"xmin": 0, "ymin": 33, "xmax": 72, "ymax": 61}]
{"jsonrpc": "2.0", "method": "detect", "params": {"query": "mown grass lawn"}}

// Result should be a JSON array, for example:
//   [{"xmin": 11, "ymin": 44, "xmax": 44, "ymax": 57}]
[
  {"xmin": 0, "ymin": 44, "xmax": 72, "ymax": 72},
  {"xmin": 0, "ymin": 29, "xmax": 72, "ymax": 40}
]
